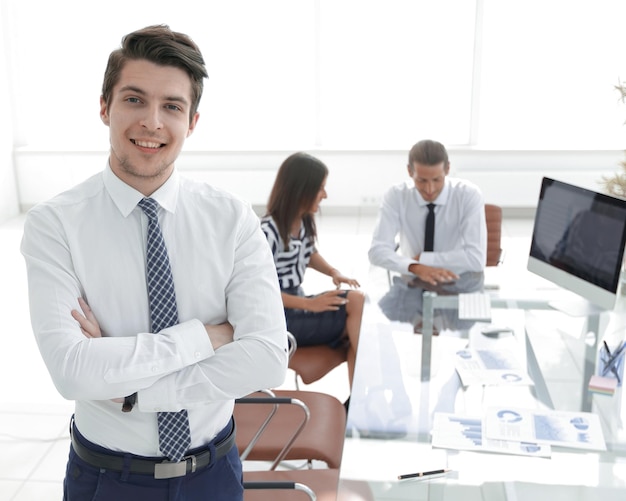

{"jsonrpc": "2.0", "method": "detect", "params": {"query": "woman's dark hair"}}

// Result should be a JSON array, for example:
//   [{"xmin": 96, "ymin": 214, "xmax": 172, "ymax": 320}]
[
  {"xmin": 101, "ymin": 25, "xmax": 208, "ymax": 122},
  {"xmin": 266, "ymin": 152, "xmax": 329, "ymax": 250}
]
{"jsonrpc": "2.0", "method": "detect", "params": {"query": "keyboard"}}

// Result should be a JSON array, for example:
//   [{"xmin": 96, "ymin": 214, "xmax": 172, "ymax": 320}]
[{"xmin": 458, "ymin": 292, "xmax": 492, "ymax": 321}]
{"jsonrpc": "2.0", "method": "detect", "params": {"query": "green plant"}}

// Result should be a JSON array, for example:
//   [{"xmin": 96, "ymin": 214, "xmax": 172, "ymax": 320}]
[{"xmin": 601, "ymin": 80, "xmax": 626, "ymax": 199}]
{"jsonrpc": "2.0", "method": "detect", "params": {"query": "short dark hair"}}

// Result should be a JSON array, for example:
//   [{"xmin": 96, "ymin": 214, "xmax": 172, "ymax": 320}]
[
  {"xmin": 101, "ymin": 25, "xmax": 208, "ymax": 121},
  {"xmin": 266, "ymin": 152, "xmax": 329, "ymax": 249},
  {"xmin": 408, "ymin": 139, "xmax": 449, "ymax": 172}
]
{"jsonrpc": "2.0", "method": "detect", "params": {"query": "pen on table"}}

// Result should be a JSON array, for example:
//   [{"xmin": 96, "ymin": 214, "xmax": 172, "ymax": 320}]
[{"xmin": 398, "ymin": 469, "xmax": 451, "ymax": 480}]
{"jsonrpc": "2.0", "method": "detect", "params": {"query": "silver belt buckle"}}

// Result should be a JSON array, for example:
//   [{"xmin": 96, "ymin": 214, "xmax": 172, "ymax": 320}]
[{"xmin": 154, "ymin": 456, "xmax": 195, "ymax": 479}]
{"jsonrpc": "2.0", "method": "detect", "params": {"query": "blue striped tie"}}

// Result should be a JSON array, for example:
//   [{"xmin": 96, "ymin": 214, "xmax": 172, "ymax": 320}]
[{"xmin": 138, "ymin": 197, "xmax": 191, "ymax": 462}]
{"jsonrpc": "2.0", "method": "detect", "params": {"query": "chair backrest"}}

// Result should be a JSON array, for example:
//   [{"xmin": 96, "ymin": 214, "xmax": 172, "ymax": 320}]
[
  {"xmin": 484, "ymin": 203, "xmax": 503, "ymax": 267},
  {"xmin": 234, "ymin": 389, "xmax": 347, "ymax": 469}
]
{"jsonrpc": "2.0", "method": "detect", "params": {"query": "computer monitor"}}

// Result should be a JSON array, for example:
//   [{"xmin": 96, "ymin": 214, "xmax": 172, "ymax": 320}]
[{"xmin": 527, "ymin": 177, "xmax": 626, "ymax": 314}]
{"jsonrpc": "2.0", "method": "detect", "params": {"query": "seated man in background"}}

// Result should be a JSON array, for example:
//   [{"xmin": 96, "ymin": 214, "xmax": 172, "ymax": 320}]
[{"xmin": 368, "ymin": 139, "xmax": 487, "ymax": 287}]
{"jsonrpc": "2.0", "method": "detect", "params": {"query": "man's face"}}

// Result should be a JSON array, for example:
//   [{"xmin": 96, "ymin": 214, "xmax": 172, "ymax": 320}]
[
  {"xmin": 408, "ymin": 161, "xmax": 449, "ymax": 202},
  {"xmin": 100, "ymin": 59, "xmax": 199, "ymax": 195}
]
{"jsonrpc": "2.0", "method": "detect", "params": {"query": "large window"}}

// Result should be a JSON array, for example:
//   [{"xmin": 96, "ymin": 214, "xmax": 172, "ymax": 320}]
[
  {"xmin": 2, "ymin": 0, "xmax": 625, "ymax": 151},
  {"xmin": 317, "ymin": 1, "xmax": 476, "ymax": 149},
  {"xmin": 478, "ymin": 0, "xmax": 626, "ymax": 149}
]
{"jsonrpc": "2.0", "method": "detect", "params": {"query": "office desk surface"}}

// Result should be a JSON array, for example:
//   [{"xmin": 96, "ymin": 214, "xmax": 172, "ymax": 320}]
[{"xmin": 338, "ymin": 283, "xmax": 626, "ymax": 500}]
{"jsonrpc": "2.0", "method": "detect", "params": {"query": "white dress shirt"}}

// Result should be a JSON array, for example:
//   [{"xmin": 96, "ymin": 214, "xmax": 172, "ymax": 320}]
[
  {"xmin": 21, "ymin": 164, "xmax": 288, "ymax": 455},
  {"xmin": 368, "ymin": 177, "xmax": 487, "ymax": 275}
]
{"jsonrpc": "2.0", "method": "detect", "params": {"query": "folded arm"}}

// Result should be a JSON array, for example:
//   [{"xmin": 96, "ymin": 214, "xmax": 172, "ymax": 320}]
[{"xmin": 21, "ymin": 203, "xmax": 287, "ymax": 410}]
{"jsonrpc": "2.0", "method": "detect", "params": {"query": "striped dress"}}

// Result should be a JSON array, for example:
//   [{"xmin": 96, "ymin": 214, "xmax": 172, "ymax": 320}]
[
  {"xmin": 259, "ymin": 215, "xmax": 348, "ymax": 347},
  {"xmin": 260, "ymin": 215, "xmax": 315, "ymax": 290}
]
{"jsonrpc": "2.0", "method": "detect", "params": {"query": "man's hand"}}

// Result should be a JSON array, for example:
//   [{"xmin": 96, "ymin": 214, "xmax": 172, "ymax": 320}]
[
  {"xmin": 408, "ymin": 263, "xmax": 459, "ymax": 286},
  {"xmin": 71, "ymin": 297, "xmax": 102, "ymax": 338},
  {"xmin": 72, "ymin": 298, "xmax": 124, "ymax": 403},
  {"xmin": 205, "ymin": 322, "xmax": 234, "ymax": 350}
]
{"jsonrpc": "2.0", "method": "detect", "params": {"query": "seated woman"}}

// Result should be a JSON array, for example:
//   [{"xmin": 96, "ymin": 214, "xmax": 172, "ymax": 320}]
[{"xmin": 260, "ymin": 152, "xmax": 365, "ymax": 392}]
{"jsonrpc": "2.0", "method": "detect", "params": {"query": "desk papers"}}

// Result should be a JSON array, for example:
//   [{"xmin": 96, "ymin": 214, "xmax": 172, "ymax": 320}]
[
  {"xmin": 454, "ymin": 348, "xmax": 534, "ymax": 386},
  {"xmin": 432, "ymin": 412, "xmax": 551, "ymax": 457},
  {"xmin": 483, "ymin": 407, "xmax": 607, "ymax": 451}
]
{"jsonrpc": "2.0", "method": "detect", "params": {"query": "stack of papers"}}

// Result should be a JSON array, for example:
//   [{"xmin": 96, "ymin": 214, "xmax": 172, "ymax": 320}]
[
  {"xmin": 432, "ymin": 407, "xmax": 607, "ymax": 456},
  {"xmin": 431, "ymin": 412, "xmax": 551, "ymax": 457},
  {"xmin": 482, "ymin": 407, "xmax": 606, "ymax": 451},
  {"xmin": 454, "ymin": 348, "xmax": 533, "ymax": 386}
]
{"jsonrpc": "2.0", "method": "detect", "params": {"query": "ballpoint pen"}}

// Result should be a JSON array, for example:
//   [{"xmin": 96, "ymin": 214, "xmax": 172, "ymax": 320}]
[
  {"xmin": 603, "ymin": 340, "xmax": 611, "ymax": 357},
  {"xmin": 398, "ymin": 469, "xmax": 451, "ymax": 480}
]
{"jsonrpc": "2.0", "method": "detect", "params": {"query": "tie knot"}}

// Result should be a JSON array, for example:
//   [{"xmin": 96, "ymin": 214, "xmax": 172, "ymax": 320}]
[
  {"xmin": 427, "ymin": 203, "xmax": 436, "ymax": 212},
  {"xmin": 138, "ymin": 197, "xmax": 159, "ymax": 221}
]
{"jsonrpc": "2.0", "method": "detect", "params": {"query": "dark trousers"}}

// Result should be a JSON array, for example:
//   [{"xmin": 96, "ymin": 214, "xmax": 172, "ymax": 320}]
[{"xmin": 63, "ymin": 420, "xmax": 243, "ymax": 501}]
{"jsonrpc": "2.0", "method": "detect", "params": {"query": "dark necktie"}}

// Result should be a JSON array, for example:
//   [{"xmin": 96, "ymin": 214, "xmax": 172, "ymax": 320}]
[
  {"xmin": 424, "ymin": 203, "xmax": 436, "ymax": 252},
  {"xmin": 138, "ymin": 197, "xmax": 191, "ymax": 462}
]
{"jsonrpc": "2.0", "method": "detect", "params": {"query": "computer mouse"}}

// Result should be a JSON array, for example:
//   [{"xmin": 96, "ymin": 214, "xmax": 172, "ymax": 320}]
[{"xmin": 480, "ymin": 326, "xmax": 513, "ymax": 337}]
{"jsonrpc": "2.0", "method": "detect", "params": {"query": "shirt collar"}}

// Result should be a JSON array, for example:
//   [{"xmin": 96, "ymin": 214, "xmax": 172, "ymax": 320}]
[{"xmin": 103, "ymin": 162, "xmax": 180, "ymax": 217}]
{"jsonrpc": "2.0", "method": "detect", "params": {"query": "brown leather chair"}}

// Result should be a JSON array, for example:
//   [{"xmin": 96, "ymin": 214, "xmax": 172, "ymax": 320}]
[
  {"xmin": 234, "ymin": 389, "xmax": 346, "ymax": 470},
  {"xmin": 236, "ymin": 389, "xmax": 353, "ymax": 500},
  {"xmin": 484, "ymin": 203, "xmax": 504, "ymax": 266},
  {"xmin": 287, "ymin": 331, "xmax": 348, "ymax": 389},
  {"xmin": 243, "ymin": 469, "xmax": 375, "ymax": 501}
]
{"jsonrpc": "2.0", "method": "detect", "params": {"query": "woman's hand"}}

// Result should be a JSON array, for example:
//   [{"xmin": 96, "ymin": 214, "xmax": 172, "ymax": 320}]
[
  {"xmin": 71, "ymin": 297, "xmax": 102, "ymax": 338},
  {"xmin": 307, "ymin": 290, "xmax": 349, "ymax": 312},
  {"xmin": 330, "ymin": 269, "xmax": 360, "ymax": 289}
]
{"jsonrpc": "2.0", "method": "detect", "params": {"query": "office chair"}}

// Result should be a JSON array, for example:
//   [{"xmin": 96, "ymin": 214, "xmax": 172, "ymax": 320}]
[
  {"xmin": 243, "ymin": 475, "xmax": 317, "ymax": 500},
  {"xmin": 484, "ymin": 203, "xmax": 504, "ymax": 266},
  {"xmin": 234, "ymin": 389, "xmax": 346, "ymax": 470},
  {"xmin": 243, "ymin": 469, "xmax": 375, "ymax": 501},
  {"xmin": 243, "ymin": 469, "xmax": 335, "ymax": 501},
  {"xmin": 287, "ymin": 331, "xmax": 348, "ymax": 389},
  {"xmin": 235, "ymin": 389, "xmax": 354, "ymax": 500}
]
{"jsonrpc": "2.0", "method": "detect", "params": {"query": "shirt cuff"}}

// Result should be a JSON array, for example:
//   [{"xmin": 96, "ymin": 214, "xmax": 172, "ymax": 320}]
[
  {"xmin": 400, "ymin": 257, "xmax": 419, "ymax": 274},
  {"xmin": 137, "ymin": 319, "xmax": 214, "ymax": 412},
  {"xmin": 162, "ymin": 318, "xmax": 215, "ymax": 367},
  {"xmin": 416, "ymin": 252, "xmax": 433, "ymax": 267}
]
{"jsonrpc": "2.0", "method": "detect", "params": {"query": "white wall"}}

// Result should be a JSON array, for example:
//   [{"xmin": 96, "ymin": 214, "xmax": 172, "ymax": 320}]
[
  {"xmin": 14, "ymin": 148, "xmax": 624, "ymax": 216},
  {"xmin": 4, "ymin": 1, "xmax": 626, "ymax": 221},
  {"xmin": 0, "ymin": 6, "xmax": 18, "ymax": 223}
]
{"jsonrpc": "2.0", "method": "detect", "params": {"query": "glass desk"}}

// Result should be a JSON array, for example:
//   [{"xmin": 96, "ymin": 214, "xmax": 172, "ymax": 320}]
[{"xmin": 337, "ymin": 273, "xmax": 626, "ymax": 500}]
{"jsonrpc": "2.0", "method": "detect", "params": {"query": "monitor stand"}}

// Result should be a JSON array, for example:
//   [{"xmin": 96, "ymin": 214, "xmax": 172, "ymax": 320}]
[{"xmin": 548, "ymin": 297, "xmax": 605, "ymax": 317}]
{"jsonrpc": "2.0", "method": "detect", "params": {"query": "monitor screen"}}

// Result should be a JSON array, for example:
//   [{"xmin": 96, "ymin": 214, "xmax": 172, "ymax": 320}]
[{"xmin": 527, "ymin": 177, "xmax": 626, "ymax": 311}]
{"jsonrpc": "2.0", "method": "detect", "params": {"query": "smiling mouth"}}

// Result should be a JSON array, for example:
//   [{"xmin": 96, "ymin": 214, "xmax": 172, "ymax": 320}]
[{"xmin": 131, "ymin": 139, "xmax": 165, "ymax": 149}]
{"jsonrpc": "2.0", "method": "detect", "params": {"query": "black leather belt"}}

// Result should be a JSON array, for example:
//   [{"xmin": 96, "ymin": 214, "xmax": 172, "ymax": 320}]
[{"xmin": 70, "ymin": 418, "xmax": 236, "ymax": 479}]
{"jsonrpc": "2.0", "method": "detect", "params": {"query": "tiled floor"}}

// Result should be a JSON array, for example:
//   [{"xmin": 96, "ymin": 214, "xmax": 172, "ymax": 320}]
[{"xmin": 0, "ymin": 210, "xmax": 538, "ymax": 500}]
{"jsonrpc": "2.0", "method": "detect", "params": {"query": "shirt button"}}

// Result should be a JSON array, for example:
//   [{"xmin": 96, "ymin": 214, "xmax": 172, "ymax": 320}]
[
  {"xmin": 194, "ymin": 351, "xmax": 201, "ymax": 359},
  {"xmin": 151, "ymin": 366, "xmax": 158, "ymax": 373}
]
